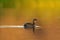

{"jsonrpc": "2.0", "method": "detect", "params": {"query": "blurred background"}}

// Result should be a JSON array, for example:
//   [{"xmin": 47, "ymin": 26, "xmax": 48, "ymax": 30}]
[
  {"xmin": 0, "ymin": 0, "xmax": 60, "ymax": 25},
  {"xmin": 0, "ymin": 0, "xmax": 60, "ymax": 40}
]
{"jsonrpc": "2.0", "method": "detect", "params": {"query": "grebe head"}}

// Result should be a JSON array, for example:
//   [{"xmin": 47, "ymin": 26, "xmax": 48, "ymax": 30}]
[{"xmin": 33, "ymin": 18, "xmax": 37, "ymax": 24}]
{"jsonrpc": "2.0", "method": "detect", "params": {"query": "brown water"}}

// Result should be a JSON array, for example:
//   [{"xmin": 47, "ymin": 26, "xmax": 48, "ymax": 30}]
[{"xmin": 0, "ymin": 8, "xmax": 60, "ymax": 40}]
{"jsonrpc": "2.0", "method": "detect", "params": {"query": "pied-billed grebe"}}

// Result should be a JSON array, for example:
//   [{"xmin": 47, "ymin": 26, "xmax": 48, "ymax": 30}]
[{"xmin": 24, "ymin": 19, "xmax": 37, "ymax": 32}]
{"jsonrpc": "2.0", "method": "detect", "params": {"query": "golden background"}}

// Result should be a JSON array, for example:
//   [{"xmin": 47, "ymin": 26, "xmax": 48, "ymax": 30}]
[
  {"xmin": 0, "ymin": 0, "xmax": 60, "ymax": 40},
  {"xmin": 0, "ymin": 0, "xmax": 60, "ymax": 25}
]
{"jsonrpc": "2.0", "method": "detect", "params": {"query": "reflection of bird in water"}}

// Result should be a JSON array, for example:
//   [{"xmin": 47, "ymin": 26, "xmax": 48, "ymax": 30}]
[{"xmin": 24, "ymin": 19, "xmax": 37, "ymax": 32}]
